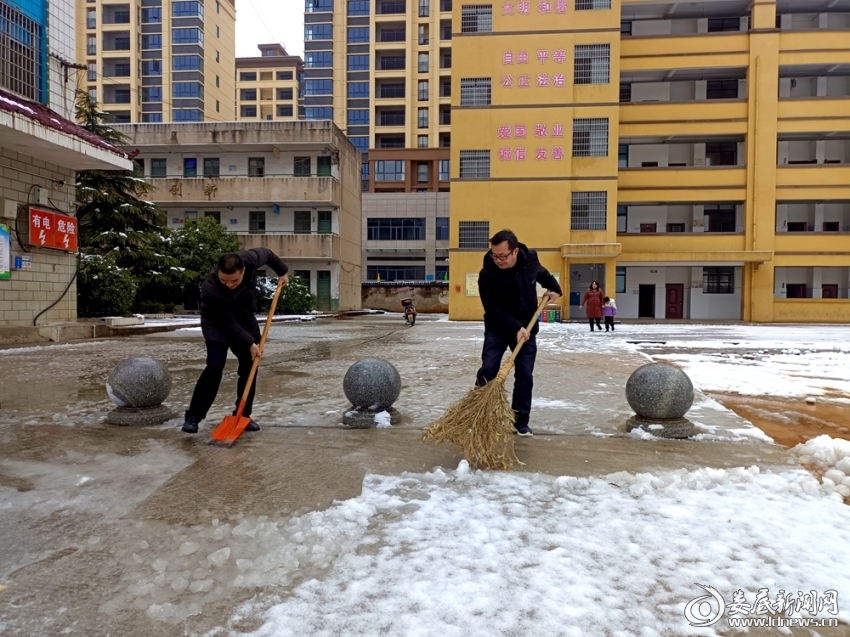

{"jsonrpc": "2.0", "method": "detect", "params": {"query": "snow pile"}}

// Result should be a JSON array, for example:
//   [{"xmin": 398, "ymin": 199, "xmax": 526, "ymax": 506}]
[
  {"xmin": 791, "ymin": 434, "xmax": 850, "ymax": 498},
  {"xmin": 374, "ymin": 411, "xmax": 392, "ymax": 428},
  {"xmin": 215, "ymin": 463, "xmax": 850, "ymax": 637}
]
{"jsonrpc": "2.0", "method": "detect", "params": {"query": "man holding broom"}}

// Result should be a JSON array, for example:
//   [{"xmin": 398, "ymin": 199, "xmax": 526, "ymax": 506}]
[
  {"xmin": 476, "ymin": 230, "xmax": 561, "ymax": 437},
  {"xmin": 182, "ymin": 248, "xmax": 289, "ymax": 434}
]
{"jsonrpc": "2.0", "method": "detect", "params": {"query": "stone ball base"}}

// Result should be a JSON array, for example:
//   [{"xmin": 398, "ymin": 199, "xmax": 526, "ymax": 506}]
[
  {"xmin": 626, "ymin": 415, "xmax": 695, "ymax": 439},
  {"xmin": 106, "ymin": 405, "xmax": 175, "ymax": 426},
  {"xmin": 343, "ymin": 406, "xmax": 401, "ymax": 429}
]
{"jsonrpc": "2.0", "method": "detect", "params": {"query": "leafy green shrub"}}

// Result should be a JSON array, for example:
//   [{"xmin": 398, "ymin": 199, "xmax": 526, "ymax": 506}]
[
  {"xmin": 77, "ymin": 253, "xmax": 137, "ymax": 317},
  {"xmin": 256, "ymin": 274, "xmax": 316, "ymax": 315}
]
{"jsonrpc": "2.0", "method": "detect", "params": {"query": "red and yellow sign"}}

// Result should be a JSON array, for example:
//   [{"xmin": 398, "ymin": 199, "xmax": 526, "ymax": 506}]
[{"xmin": 28, "ymin": 207, "xmax": 78, "ymax": 252}]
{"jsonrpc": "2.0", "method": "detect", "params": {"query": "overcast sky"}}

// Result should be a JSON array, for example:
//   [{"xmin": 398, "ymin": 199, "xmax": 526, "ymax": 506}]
[{"xmin": 235, "ymin": 0, "xmax": 305, "ymax": 58}]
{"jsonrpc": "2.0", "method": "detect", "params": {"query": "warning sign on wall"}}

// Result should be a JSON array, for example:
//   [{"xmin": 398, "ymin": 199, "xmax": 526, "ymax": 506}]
[{"xmin": 28, "ymin": 207, "xmax": 78, "ymax": 252}]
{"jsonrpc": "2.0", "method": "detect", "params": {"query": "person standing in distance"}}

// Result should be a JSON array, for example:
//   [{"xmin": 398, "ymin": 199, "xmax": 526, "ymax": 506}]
[
  {"xmin": 182, "ymin": 248, "xmax": 289, "ymax": 434},
  {"xmin": 475, "ymin": 229, "xmax": 562, "ymax": 436}
]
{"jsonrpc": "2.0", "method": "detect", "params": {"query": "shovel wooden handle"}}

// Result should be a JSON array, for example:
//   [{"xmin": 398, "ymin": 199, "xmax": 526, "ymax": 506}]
[
  {"xmin": 504, "ymin": 295, "xmax": 550, "ymax": 367},
  {"xmin": 233, "ymin": 278, "xmax": 285, "ymax": 420}
]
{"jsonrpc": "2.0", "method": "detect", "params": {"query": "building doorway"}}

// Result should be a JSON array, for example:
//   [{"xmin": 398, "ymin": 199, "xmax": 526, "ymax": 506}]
[
  {"xmin": 316, "ymin": 270, "xmax": 331, "ymax": 311},
  {"xmin": 822, "ymin": 284, "xmax": 838, "ymax": 299},
  {"xmin": 786, "ymin": 284, "xmax": 807, "ymax": 298},
  {"xmin": 639, "ymin": 284, "xmax": 656, "ymax": 318},
  {"xmin": 665, "ymin": 284, "xmax": 684, "ymax": 319}
]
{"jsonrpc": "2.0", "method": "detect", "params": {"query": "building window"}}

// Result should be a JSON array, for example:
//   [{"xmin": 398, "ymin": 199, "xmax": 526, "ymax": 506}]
[
  {"xmin": 306, "ymin": 0, "xmax": 333, "ymax": 11},
  {"xmin": 704, "ymin": 205, "xmax": 736, "ymax": 232},
  {"xmin": 379, "ymin": 136, "xmax": 405, "ymax": 148},
  {"xmin": 418, "ymin": 80, "xmax": 429, "ymax": 101},
  {"xmin": 616, "ymin": 204, "xmax": 627, "ymax": 232},
  {"xmin": 216, "ymin": 1, "xmax": 220, "ymax": 12},
  {"xmin": 440, "ymin": 50, "xmax": 452, "ymax": 69},
  {"xmin": 706, "ymin": 79, "xmax": 739, "ymax": 100},
  {"xmin": 294, "ymin": 157, "xmax": 312, "ymax": 176},
  {"xmin": 435, "ymin": 265, "xmax": 449, "ymax": 280},
  {"xmin": 618, "ymin": 143, "xmax": 629, "ymax": 168},
  {"xmin": 249, "ymin": 157, "xmax": 265, "ymax": 177},
  {"xmin": 240, "ymin": 105, "xmax": 258, "ymax": 117},
  {"xmin": 142, "ymin": 113, "xmax": 163, "ymax": 123},
  {"xmin": 367, "ymin": 218, "xmax": 426, "ymax": 240},
  {"xmin": 436, "ymin": 217, "xmax": 449, "ymax": 240},
  {"xmin": 460, "ymin": 77, "xmax": 491, "ymax": 106},
  {"xmin": 707, "ymin": 17, "xmax": 740, "ymax": 32},
  {"xmin": 420, "ymin": 0, "xmax": 430, "ymax": 17},
  {"xmin": 418, "ymin": 135, "xmax": 429, "ymax": 147},
  {"xmin": 380, "ymin": 55, "xmax": 406, "ymax": 70},
  {"xmin": 172, "ymin": 29, "xmax": 203, "ymax": 44},
  {"xmin": 317, "ymin": 156, "xmax": 332, "ymax": 176},
  {"xmin": 574, "ymin": 45, "xmax": 610, "ymax": 85},
  {"xmin": 347, "ymin": 26, "xmax": 368, "ymax": 42},
  {"xmin": 459, "ymin": 150, "xmax": 490, "ymax": 178},
  {"xmin": 418, "ymin": 107, "xmax": 429, "ymax": 128},
  {"xmin": 184, "ymin": 158, "xmax": 198, "ymax": 177},
  {"xmin": 277, "ymin": 88, "xmax": 293, "ymax": 100},
  {"xmin": 439, "ymin": 159, "xmax": 450, "ymax": 180},
  {"xmin": 142, "ymin": 35, "xmax": 162, "ymax": 50},
  {"xmin": 306, "ymin": 80, "xmax": 333, "ymax": 96},
  {"xmin": 458, "ymin": 221, "xmax": 490, "ymax": 248},
  {"xmin": 703, "ymin": 267, "xmax": 735, "ymax": 294},
  {"xmin": 216, "ymin": 51, "xmax": 220, "ymax": 62},
  {"xmin": 419, "ymin": 24, "xmax": 429, "ymax": 44},
  {"xmin": 305, "ymin": 107, "xmax": 333, "ymax": 119},
  {"xmin": 705, "ymin": 142, "xmax": 738, "ymax": 166},
  {"xmin": 151, "ymin": 159, "xmax": 167, "ymax": 177},
  {"xmin": 173, "ymin": 82, "xmax": 203, "ymax": 98},
  {"xmin": 348, "ymin": 55, "xmax": 370, "ymax": 71},
  {"xmin": 249, "ymin": 211, "xmax": 266, "ymax": 234},
  {"xmin": 380, "ymin": 110, "xmax": 405, "ymax": 126},
  {"xmin": 417, "ymin": 163, "xmax": 429, "ymax": 183},
  {"xmin": 173, "ymin": 1, "xmax": 203, "ymax": 17},
  {"xmin": 173, "ymin": 55, "xmax": 203, "ymax": 71},
  {"xmin": 216, "ymin": 100, "xmax": 220, "ymax": 112},
  {"xmin": 87, "ymin": 36, "xmax": 96, "ymax": 55},
  {"xmin": 351, "ymin": 137, "xmax": 369, "ymax": 153},
  {"xmin": 460, "ymin": 5, "xmax": 493, "ymax": 33},
  {"xmin": 573, "ymin": 118, "xmax": 609, "ymax": 157},
  {"xmin": 616, "ymin": 266, "xmax": 626, "ymax": 293},
  {"xmin": 367, "ymin": 266, "xmax": 426, "ymax": 281},
  {"xmin": 142, "ymin": 61, "xmax": 162, "ymax": 76},
  {"xmin": 277, "ymin": 70, "xmax": 293, "ymax": 80},
  {"xmin": 87, "ymin": 9, "xmax": 96, "ymax": 28},
  {"xmin": 203, "ymin": 158, "xmax": 220, "ymax": 177},
  {"xmin": 305, "ymin": 51, "xmax": 332, "ymax": 68},
  {"xmin": 348, "ymin": 109, "xmax": 370, "ymax": 126},
  {"xmin": 571, "ymin": 191, "xmax": 607, "ymax": 230},
  {"xmin": 295, "ymin": 211, "xmax": 312, "ymax": 234},
  {"xmin": 240, "ymin": 72, "xmax": 257, "ymax": 82},
  {"xmin": 375, "ymin": 160, "xmax": 405, "ymax": 181},
  {"xmin": 142, "ymin": 87, "xmax": 162, "ymax": 102},
  {"xmin": 348, "ymin": 0, "xmax": 370, "ymax": 15},
  {"xmin": 278, "ymin": 105, "xmax": 294, "ymax": 117},
  {"xmin": 576, "ymin": 0, "xmax": 611, "ymax": 8},
  {"xmin": 87, "ymin": 63, "xmax": 97, "ymax": 82},
  {"xmin": 380, "ymin": 84, "xmax": 405, "ymax": 98},
  {"xmin": 306, "ymin": 23, "xmax": 333, "ymax": 40},
  {"xmin": 418, "ymin": 52, "xmax": 429, "ymax": 73},
  {"xmin": 348, "ymin": 82, "xmax": 369, "ymax": 98},
  {"xmin": 619, "ymin": 82, "xmax": 631, "ymax": 103}
]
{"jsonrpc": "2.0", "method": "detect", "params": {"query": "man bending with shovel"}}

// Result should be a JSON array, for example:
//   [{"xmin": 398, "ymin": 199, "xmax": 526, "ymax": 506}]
[{"xmin": 182, "ymin": 248, "xmax": 289, "ymax": 434}]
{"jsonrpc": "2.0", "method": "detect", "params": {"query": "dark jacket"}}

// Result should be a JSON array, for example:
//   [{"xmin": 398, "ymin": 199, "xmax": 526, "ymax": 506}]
[
  {"xmin": 199, "ymin": 248, "xmax": 288, "ymax": 348},
  {"xmin": 478, "ymin": 243, "xmax": 562, "ymax": 338}
]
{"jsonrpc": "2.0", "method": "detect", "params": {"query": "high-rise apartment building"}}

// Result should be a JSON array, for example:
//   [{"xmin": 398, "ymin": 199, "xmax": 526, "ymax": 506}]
[
  {"xmin": 449, "ymin": 0, "xmax": 850, "ymax": 323},
  {"xmin": 76, "ymin": 0, "xmax": 236, "ymax": 123},
  {"xmin": 236, "ymin": 44, "xmax": 303, "ymax": 122},
  {"xmin": 304, "ymin": 0, "xmax": 453, "ymax": 281}
]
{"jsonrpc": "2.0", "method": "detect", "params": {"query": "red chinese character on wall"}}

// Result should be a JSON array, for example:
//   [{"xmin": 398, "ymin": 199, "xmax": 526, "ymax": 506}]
[
  {"xmin": 534, "ymin": 124, "xmax": 547, "ymax": 138},
  {"xmin": 552, "ymin": 123, "xmax": 565, "ymax": 137},
  {"xmin": 503, "ymin": 50, "xmax": 514, "ymax": 64},
  {"xmin": 555, "ymin": 0, "xmax": 567, "ymax": 13},
  {"xmin": 515, "ymin": 125, "xmax": 527, "ymax": 138},
  {"xmin": 552, "ymin": 146, "xmax": 565, "ymax": 160},
  {"xmin": 499, "ymin": 148, "xmax": 513, "ymax": 161},
  {"xmin": 553, "ymin": 48, "xmax": 567, "ymax": 64},
  {"xmin": 537, "ymin": 50, "xmax": 549, "ymax": 64},
  {"xmin": 502, "ymin": 2, "xmax": 515, "ymax": 14},
  {"xmin": 538, "ymin": 1, "xmax": 551, "ymax": 13},
  {"xmin": 535, "ymin": 147, "xmax": 547, "ymax": 160},
  {"xmin": 553, "ymin": 73, "xmax": 566, "ymax": 87},
  {"xmin": 515, "ymin": 147, "xmax": 527, "ymax": 161},
  {"xmin": 55, "ymin": 214, "xmax": 78, "ymax": 251},
  {"xmin": 537, "ymin": 73, "xmax": 550, "ymax": 87},
  {"xmin": 501, "ymin": 74, "xmax": 514, "ymax": 87},
  {"xmin": 498, "ymin": 126, "xmax": 512, "ymax": 139},
  {"xmin": 29, "ymin": 208, "xmax": 56, "ymax": 249},
  {"xmin": 518, "ymin": 1, "xmax": 530, "ymax": 13},
  {"xmin": 517, "ymin": 50, "xmax": 529, "ymax": 64},
  {"xmin": 518, "ymin": 75, "xmax": 530, "ymax": 88}
]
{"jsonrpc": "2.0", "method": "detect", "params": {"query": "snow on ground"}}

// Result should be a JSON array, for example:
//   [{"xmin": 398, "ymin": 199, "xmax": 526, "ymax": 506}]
[{"xmin": 210, "ymin": 462, "xmax": 850, "ymax": 637}]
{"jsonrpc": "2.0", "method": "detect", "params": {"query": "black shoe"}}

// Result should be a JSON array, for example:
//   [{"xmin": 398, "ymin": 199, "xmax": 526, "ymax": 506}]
[
  {"xmin": 182, "ymin": 416, "xmax": 200, "ymax": 434},
  {"xmin": 244, "ymin": 419, "xmax": 260, "ymax": 432},
  {"xmin": 514, "ymin": 424, "xmax": 533, "ymax": 437}
]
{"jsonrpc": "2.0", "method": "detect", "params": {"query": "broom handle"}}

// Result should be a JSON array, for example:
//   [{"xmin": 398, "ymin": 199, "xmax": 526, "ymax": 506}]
[
  {"xmin": 234, "ymin": 277, "xmax": 285, "ymax": 420},
  {"xmin": 505, "ymin": 295, "xmax": 550, "ymax": 366}
]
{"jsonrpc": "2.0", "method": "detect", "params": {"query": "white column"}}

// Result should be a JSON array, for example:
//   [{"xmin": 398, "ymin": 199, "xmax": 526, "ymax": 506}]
[
  {"xmin": 812, "ymin": 267, "xmax": 822, "ymax": 299},
  {"xmin": 814, "ymin": 203, "xmax": 825, "ymax": 232},
  {"xmin": 776, "ymin": 203, "xmax": 788, "ymax": 231}
]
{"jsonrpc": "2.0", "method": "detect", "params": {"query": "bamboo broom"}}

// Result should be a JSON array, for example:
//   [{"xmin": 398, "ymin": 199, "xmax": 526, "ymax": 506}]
[{"xmin": 423, "ymin": 296, "xmax": 550, "ymax": 470}]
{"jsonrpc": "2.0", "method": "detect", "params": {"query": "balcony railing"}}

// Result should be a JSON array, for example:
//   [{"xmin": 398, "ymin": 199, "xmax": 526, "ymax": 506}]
[{"xmin": 378, "ymin": 2, "xmax": 406, "ymax": 14}]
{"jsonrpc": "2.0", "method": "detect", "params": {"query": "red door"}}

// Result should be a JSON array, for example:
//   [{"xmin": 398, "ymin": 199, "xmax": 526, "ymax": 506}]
[
  {"xmin": 665, "ymin": 284, "xmax": 684, "ymax": 319},
  {"xmin": 822, "ymin": 284, "xmax": 838, "ymax": 299}
]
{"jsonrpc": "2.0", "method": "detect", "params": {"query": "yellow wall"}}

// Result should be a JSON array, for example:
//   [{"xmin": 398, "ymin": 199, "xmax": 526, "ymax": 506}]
[
  {"xmin": 236, "ymin": 63, "xmax": 300, "ymax": 122},
  {"xmin": 449, "ymin": 0, "xmax": 850, "ymax": 324}
]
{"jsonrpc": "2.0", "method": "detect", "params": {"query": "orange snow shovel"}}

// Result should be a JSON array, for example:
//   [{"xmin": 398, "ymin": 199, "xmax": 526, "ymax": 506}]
[{"xmin": 208, "ymin": 277, "xmax": 285, "ymax": 447}]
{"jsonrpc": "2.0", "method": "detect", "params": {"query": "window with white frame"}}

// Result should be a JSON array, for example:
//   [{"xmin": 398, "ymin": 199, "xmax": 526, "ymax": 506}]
[
  {"xmin": 460, "ymin": 77, "xmax": 491, "ymax": 106},
  {"xmin": 438, "ymin": 159, "xmax": 450, "ymax": 180},
  {"xmin": 460, "ymin": 5, "xmax": 492, "ymax": 32},
  {"xmin": 574, "ymin": 45, "xmax": 610, "ymax": 85},
  {"xmin": 458, "ymin": 221, "xmax": 490, "ymax": 248},
  {"xmin": 571, "ymin": 191, "xmax": 607, "ymax": 230},
  {"xmin": 459, "ymin": 150, "xmax": 490, "ymax": 178},
  {"xmin": 572, "ymin": 118, "xmax": 609, "ymax": 157}
]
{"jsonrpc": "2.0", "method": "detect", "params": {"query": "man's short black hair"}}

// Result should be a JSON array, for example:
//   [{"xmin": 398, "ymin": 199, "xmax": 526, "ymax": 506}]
[
  {"xmin": 218, "ymin": 253, "xmax": 244, "ymax": 274},
  {"xmin": 490, "ymin": 229, "xmax": 518, "ymax": 251}
]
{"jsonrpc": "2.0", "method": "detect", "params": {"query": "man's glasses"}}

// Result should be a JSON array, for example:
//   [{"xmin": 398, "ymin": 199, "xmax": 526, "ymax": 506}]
[{"xmin": 491, "ymin": 250, "xmax": 515, "ymax": 262}]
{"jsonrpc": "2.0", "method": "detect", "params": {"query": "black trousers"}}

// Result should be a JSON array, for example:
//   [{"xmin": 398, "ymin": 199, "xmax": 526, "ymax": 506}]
[
  {"xmin": 186, "ymin": 340, "xmax": 257, "ymax": 421},
  {"xmin": 476, "ymin": 331, "xmax": 537, "ymax": 429},
  {"xmin": 604, "ymin": 316, "xmax": 615, "ymax": 331},
  {"xmin": 588, "ymin": 317, "xmax": 602, "ymax": 330}
]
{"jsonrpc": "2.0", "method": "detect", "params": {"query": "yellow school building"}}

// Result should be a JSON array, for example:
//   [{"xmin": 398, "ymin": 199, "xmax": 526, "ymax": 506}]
[{"xmin": 449, "ymin": 0, "xmax": 850, "ymax": 323}]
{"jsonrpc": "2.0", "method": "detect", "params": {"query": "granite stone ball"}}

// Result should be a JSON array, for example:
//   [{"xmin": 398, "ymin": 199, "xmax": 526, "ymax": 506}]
[
  {"xmin": 625, "ymin": 362, "xmax": 694, "ymax": 420},
  {"xmin": 343, "ymin": 357, "xmax": 402, "ymax": 410},
  {"xmin": 106, "ymin": 357, "xmax": 172, "ymax": 409}
]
